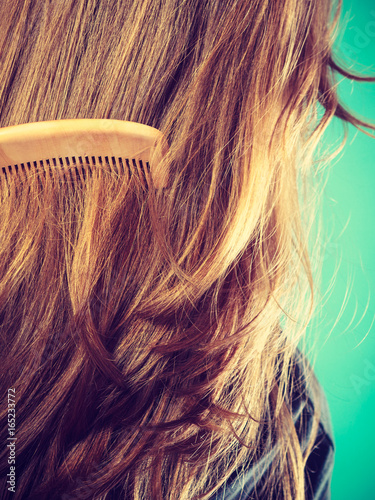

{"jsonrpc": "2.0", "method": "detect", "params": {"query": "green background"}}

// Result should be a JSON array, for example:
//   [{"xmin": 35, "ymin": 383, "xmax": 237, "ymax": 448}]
[{"xmin": 308, "ymin": 1, "xmax": 375, "ymax": 499}]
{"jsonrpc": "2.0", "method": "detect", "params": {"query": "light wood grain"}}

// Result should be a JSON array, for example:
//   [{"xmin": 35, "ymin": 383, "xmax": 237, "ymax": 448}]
[{"xmin": 0, "ymin": 119, "xmax": 168, "ymax": 187}]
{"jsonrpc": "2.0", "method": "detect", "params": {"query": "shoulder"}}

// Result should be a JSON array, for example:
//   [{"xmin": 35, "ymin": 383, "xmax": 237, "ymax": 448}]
[
  {"xmin": 212, "ymin": 350, "xmax": 335, "ymax": 500},
  {"xmin": 292, "ymin": 350, "xmax": 335, "ymax": 500}
]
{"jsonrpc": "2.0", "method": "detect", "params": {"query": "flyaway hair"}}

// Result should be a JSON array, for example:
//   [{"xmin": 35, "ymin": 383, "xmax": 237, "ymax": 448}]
[{"xmin": 0, "ymin": 0, "xmax": 374, "ymax": 499}]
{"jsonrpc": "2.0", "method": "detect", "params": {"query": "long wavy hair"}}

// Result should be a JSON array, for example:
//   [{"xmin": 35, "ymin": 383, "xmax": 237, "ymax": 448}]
[{"xmin": 0, "ymin": 0, "xmax": 374, "ymax": 498}]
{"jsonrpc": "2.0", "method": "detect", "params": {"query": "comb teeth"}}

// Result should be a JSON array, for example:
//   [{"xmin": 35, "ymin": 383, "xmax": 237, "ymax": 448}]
[{"xmin": 0, "ymin": 155, "xmax": 151, "ymax": 189}]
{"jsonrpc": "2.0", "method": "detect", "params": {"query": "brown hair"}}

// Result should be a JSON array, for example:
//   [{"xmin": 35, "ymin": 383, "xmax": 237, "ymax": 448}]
[{"xmin": 0, "ymin": 0, "xmax": 374, "ymax": 498}]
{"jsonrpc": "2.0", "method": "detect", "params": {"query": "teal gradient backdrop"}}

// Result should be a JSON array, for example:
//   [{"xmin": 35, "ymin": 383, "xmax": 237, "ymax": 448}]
[{"xmin": 308, "ymin": 1, "xmax": 375, "ymax": 499}]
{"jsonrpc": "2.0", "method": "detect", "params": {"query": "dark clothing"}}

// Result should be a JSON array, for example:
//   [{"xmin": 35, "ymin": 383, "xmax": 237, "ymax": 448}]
[{"xmin": 212, "ymin": 353, "xmax": 334, "ymax": 499}]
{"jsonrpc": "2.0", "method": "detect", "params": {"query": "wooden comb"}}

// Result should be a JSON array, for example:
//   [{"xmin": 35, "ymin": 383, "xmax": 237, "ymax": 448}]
[{"xmin": 0, "ymin": 119, "xmax": 168, "ymax": 189}]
